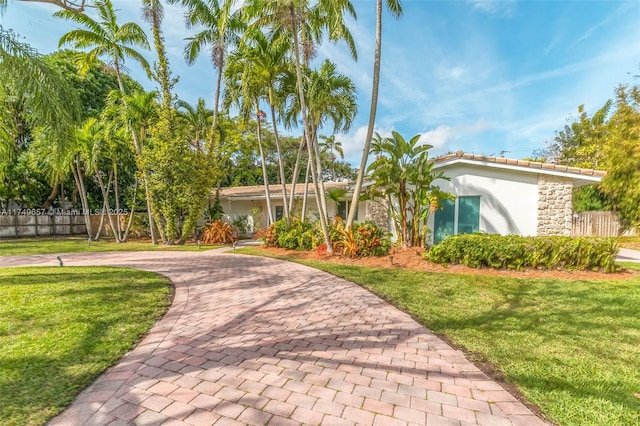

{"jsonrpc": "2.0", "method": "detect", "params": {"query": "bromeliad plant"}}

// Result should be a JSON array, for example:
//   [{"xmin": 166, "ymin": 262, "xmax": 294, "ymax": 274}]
[{"xmin": 367, "ymin": 131, "xmax": 452, "ymax": 248}]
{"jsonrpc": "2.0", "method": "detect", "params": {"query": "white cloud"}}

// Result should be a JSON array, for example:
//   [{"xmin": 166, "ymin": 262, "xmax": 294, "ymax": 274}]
[
  {"xmin": 336, "ymin": 125, "xmax": 394, "ymax": 166},
  {"xmin": 467, "ymin": 0, "xmax": 516, "ymax": 17}
]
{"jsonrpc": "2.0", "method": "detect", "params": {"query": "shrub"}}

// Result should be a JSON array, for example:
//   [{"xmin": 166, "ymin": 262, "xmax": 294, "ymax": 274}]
[
  {"xmin": 201, "ymin": 220, "xmax": 237, "ymax": 245},
  {"xmin": 333, "ymin": 220, "xmax": 392, "ymax": 258},
  {"xmin": 259, "ymin": 218, "xmax": 391, "ymax": 257},
  {"xmin": 425, "ymin": 234, "xmax": 619, "ymax": 272},
  {"xmin": 232, "ymin": 215, "xmax": 251, "ymax": 239}
]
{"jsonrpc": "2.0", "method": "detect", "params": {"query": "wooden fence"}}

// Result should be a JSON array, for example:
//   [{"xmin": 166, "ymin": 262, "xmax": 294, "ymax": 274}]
[
  {"xmin": 572, "ymin": 211, "xmax": 626, "ymax": 237},
  {"xmin": 0, "ymin": 213, "xmax": 87, "ymax": 238}
]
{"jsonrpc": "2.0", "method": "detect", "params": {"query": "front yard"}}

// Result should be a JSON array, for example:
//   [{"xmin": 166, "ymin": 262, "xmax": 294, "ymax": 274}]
[
  {"xmin": 0, "ymin": 267, "xmax": 172, "ymax": 425},
  {"xmin": 238, "ymin": 246, "xmax": 640, "ymax": 426}
]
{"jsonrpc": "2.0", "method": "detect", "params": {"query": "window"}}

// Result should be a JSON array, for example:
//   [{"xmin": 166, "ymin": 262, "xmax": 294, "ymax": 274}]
[
  {"xmin": 433, "ymin": 196, "xmax": 480, "ymax": 244},
  {"xmin": 275, "ymin": 205, "xmax": 284, "ymax": 221},
  {"xmin": 336, "ymin": 201, "xmax": 357, "ymax": 221}
]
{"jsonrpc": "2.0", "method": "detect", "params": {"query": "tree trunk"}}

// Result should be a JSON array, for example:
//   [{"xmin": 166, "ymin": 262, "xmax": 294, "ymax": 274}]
[
  {"xmin": 71, "ymin": 157, "xmax": 93, "ymax": 239},
  {"xmin": 42, "ymin": 176, "xmax": 59, "ymax": 209},
  {"xmin": 256, "ymin": 104, "xmax": 274, "ymax": 225},
  {"xmin": 211, "ymin": 48, "xmax": 224, "ymax": 145},
  {"xmin": 269, "ymin": 99, "xmax": 289, "ymax": 222},
  {"xmin": 289, "ymin": 136, "xmax": 306, "ymax": 214},
  {"xmin": 289, "ymin": 3, "xmax": 332, "ymax": 252},
  {"xmin": 122, "ymin": 178, "xmax": 139, "ymax": 242},
  {"xmin": 346, "ymin": 0, "xmax": 383, "ymax": 230},
  {"xmin": 301, "ymin": 159, "xmax": 310, "ymax": 221}
]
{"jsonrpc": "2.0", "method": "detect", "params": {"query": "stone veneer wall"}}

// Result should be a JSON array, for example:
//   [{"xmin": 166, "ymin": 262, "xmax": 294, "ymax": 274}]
[
  {"xmin": 536, "ymin": 174, "xmax": 573, "ymax": 236},
  {"xmin": 365, "ymin": 199, "xmax": 389, "ymax": 232}
]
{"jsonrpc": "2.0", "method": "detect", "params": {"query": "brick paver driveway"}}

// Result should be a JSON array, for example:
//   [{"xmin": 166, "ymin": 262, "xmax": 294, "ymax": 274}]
[{"xmin": 4, "ymin": 251, "xmax": 548, "ymax": 426}]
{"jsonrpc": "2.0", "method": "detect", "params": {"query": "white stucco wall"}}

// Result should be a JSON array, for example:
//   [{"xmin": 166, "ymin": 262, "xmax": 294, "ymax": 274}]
[{"xmin": 428, "ymin": 163, "xmax": 539, "ymax": 237}]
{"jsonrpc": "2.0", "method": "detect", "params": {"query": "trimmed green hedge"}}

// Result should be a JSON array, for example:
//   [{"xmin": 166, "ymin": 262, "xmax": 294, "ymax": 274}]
[{"xmin": 425, "ymin": 234, "xmax": 619, "ymax": 272}]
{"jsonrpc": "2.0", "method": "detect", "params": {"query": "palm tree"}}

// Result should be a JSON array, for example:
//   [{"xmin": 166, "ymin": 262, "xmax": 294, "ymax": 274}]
[
  {"xmin": 0, "ymin": 28, "xmax": 80, "ymax": 207},
  {"xmin": 319, "ymin": 134, "xmax": 344, "ymax": 181},
  {"xmin": 346, "ymin": 0, "xmax": 403, "ymax": 230},
  {"xmin": 171, "ymin": 0, "xmax": 244, "ymax": 142},
  {"xmin": 286, "ymin": 60, "xmax": 356, "ymax": 222},
  {"xmin": 55, "ymin": 0, "xmax": 151, "ymax": 98},
  {"xmin": 55, "ymin": 1, "xmax": 159, "ymax": 242},
  {"xmin": 245, "ymin": 0, "xmax": 357, "ymax": 252},
  {"xmin": 239, "ymin": 28, "xmax": 295, "ymax": 221},
  {"xmin": 176, "ymin": 98, "xmax": 213, "ymax": 151},
  {"xmin": 223, "ymin": 46, "xmax": 275, "ymax": 225}
]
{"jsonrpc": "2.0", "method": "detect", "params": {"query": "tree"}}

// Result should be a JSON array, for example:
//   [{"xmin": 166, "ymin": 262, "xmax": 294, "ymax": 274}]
[
  {"xmin": 171, "ymin": 0, "xmax": 244, "ymax": 140},
  {"xmin": 224, "ymin": 46, "xmax": 275, "ymax": 224},
  {"xmin": 367, "ymin": 131, "xmax": 449, "ymax": 247},
  {"xmin": 55, "ymin": 0, "xmax": 160, "ymax": 242},
  {"xmin": 0, "ymin": 29, "xmax": 80, "ymax": 209},
  {"xmin": 55, "ymin": 0, "xmax": 151, "ymax": 96},
  {"xmin": 346, "ymin": 0, "xmax": 403, "ymax": 229},
  {"xmin": 245, "ymin": 0, "xmax": 358, "ymax": 252},
  {"xmin": 141, "ymin": 0, "xmax": 175, "ymax": 111},
  {"xmin": 601, "ymin": 84, "xmax": 640, "ymax": 230},
  {"xmin": 176, "ymin": 98, "xmax": 212, "ymax": 151}
]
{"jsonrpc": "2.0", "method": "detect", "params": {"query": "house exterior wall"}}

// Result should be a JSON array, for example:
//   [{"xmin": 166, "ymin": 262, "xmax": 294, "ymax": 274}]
[
  {"xmin": 428, "ymin": 164, "xmax": 539, "ymax": 238},
  {"xmin": 536, "ymin": 174, "xmax": 573, "ymax": 236}
]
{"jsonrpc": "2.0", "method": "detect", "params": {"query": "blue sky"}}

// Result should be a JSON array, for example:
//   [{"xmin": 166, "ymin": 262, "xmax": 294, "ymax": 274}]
[{"xmin": 1, "ymin": 0, "xmax": 639, "ymax": 166}]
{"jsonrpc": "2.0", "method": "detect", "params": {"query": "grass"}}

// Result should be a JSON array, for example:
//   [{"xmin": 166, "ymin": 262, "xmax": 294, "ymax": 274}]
[
  {"xmin": 0, "ymin": 266, "xmax": 172, "ymax": 426},
  {"xmin": 619, "ymin": 236, "xmax": 640, "ymax": 251},
  {"xmin": 236, "ymin": 247, "xmax": 640, "ymax": 426},
  {"xmin": 0, "ymin": 237, "xmax": 217, "ymax": 256}
]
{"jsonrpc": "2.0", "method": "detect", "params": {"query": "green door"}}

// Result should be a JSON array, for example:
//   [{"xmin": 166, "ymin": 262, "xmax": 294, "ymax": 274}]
[{"xmin": 434, "ymin": 198, "xmax": 455, "ymax": 244}]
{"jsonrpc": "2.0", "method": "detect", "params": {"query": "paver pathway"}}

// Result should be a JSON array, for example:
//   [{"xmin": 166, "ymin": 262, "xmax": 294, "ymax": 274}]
[{"xmin": 3, "ymin": 251, "xmax": 549, "ymax": 426}]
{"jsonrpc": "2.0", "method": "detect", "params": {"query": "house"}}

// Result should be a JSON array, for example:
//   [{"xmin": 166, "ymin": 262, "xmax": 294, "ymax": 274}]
[
  {"xmin": 428, "ymin": 151, "xmax": 605, "ymax": 243},
  {"xmin": 217, "ymin": 151, "xmax": 606, "ymax": 243},
  {"xmin": 217, "ymin": 181, "xmax": 388, "ymax": 233}
]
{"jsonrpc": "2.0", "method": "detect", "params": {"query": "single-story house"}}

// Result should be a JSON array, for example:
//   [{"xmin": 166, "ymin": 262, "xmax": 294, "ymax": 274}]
[
  {"xmin": 217, "ymin": 181, "xmax": 386, "ymax": 233},
  {"xmin": 217, "ymin": 151, "xmax": 606, "ymax": 243},
  {"xmin": 428, "ymin": 152, "xmax": 605, "ymax": 243}
]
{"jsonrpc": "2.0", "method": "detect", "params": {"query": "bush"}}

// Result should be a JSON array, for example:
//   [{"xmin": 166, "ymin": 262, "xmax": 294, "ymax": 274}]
[
  {"xmin": 333, "ymin": 220, "xmax": 392, "ymax": 258},
  {"xmin": 259, "ymin": 218, "xmax": 391, "ymax": 257},
  {"xmin": 425, "ymin": 234, "xmax": 619, "ymax": 272}
]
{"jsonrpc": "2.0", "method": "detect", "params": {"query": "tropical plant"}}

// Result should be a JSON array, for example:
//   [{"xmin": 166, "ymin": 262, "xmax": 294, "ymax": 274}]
[
  {"xmin": 367, "ymin": 131, "xmax": 450, "ymax": 247},
  {"xmin": 170, "ymin": 0, "xmax": 244, "ymax": 140},
  {"xmin": 223, "ymin": 42, "xmax": 275, "ymax": 225},
  {"xmin": 55, "ymin": 0, "xmax": 160, "ymax": 242},
  {"xmin": 201, "ymin": 219, "xmax": 237, "ymax": 244},
  {"xmin": 176, "ymin": 98, "xmax": 212, "ymax": 151},
  {"xmin": 244, "ymin": 0, "xmax": 358, "ymax": 253},
  {"xmin": 346, "ymin": 0, "xmax": 403, "ymax": 229}
]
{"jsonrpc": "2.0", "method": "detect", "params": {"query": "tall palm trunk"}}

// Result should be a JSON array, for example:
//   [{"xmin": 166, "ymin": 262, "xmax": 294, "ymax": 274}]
[
  {"xmin": 211, "ymin": 49, "xmax": 224, "ymax": 142},
  {"xmin": 114, "ymin": 56, "xmax": 158, "ymax": 244},
  {"xmin": 269, "ymin": 99, "xmax": 289, "ymax": 221},
  {"xmin": 288, "ymin": 136, "xmax": 305, "ymax": 213},
  {"xmin": 301, "ymin": 159, "xmax": 310, "ymax": 221},
  {"xmin": 256, "ymin": 104, "xmax": 274, "ymax": 225},
  {"xmin": 346, "ymin": 0, "xmax": 383, "ymax": 229},
  {"xmin": 288, "ymin": 3, "xmax": 332, "ymax": 253}
]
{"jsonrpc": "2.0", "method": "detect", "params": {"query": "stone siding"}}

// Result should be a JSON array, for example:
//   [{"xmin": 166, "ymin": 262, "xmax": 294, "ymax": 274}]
[
  {"xmin": 536, "ymin": 174, "xmax": 573, "ymax": 236},
  {"xmin": 365, "ymin": 199, "xmax": 389, "ymax": 232}
]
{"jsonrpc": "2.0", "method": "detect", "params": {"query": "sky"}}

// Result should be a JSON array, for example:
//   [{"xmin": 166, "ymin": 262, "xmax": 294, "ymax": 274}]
[{"xmin": 1, "ymin": 0, "xmax": 639, "ymax": 166}]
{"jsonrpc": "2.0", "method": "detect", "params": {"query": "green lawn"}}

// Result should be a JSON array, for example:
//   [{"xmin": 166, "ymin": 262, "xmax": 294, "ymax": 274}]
[
  {"xmin": 0, "ymin": 266, "xmax": 172, "ymax": 426},
  {"xmin": 0, "ymin": 237, "xmax": 215, "ymax": 256},
  {"xmin": 619, "ymin": 236, "xmax": 640, "ymax": 251},
  {"xmin": 237, "ymin": 247, "xmax": 640, "ymax": 426}
]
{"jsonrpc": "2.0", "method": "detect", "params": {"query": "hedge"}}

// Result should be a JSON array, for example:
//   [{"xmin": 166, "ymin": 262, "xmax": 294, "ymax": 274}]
[{"xmin": 425, "ymin": 234, "xmax": 619, "ymax": 272}]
